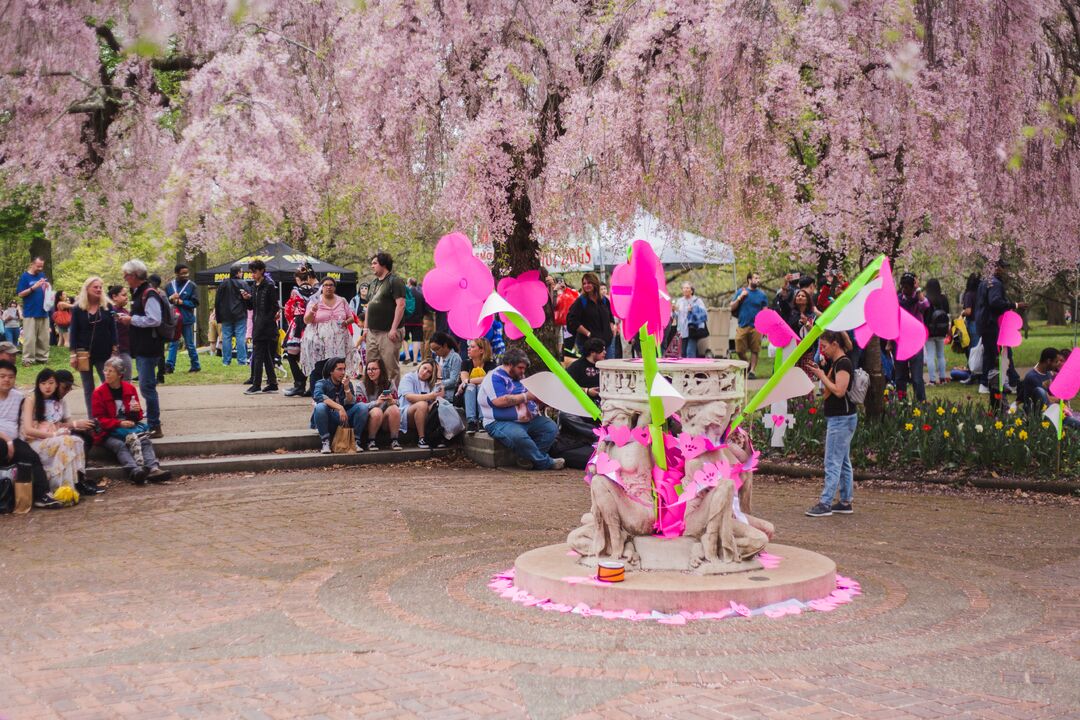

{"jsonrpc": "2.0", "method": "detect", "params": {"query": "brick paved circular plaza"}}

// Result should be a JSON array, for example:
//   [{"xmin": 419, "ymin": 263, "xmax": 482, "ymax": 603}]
[{"xmin": 2, "ymin": 460, "xmax": 1078, "ymax": 719}]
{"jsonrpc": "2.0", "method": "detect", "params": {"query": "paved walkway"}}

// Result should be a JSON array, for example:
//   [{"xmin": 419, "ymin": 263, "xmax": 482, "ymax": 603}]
[{"xmin": 2, "ymin": 464, "xmax": 1078, "ymax": 719}]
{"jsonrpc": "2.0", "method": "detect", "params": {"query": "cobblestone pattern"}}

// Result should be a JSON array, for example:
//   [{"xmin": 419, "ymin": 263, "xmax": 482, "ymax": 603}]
[{"xmin": 1, "ymin": 463, "xmax": 1078, "ymax": 719}]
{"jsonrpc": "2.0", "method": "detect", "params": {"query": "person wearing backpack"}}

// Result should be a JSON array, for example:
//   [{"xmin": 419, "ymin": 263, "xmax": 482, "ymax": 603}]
[
  {"xmin": 922, "ymin": 279, "xmax": 951, "ymax": 385},
  {"xmin": 165, "ymin": 263, "xmax": 201, "ymax": 374},
  {"xmin": 805, "ymin": 330, "xmax": 858, "ymax": 517},
  {"xmin": 117, "ymin": 260, "xmax": 168, "ymax": 438}
]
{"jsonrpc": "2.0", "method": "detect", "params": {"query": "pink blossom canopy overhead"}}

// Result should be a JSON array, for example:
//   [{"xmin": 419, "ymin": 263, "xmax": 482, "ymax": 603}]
[{"xmin": 0, "ymin": 1, "xmax": 1075, "ymax": 280}]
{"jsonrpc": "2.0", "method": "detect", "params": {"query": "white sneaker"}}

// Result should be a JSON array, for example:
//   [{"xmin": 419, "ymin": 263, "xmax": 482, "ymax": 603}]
[
  {"xmin": 355, "ymin": 441, "xmax": 365, "ymax": 452},
  {"xmin": 320, "ymin": 440, "xmax": 332, "ymax": 454},
  {"xmin": 549, "ymin": 457, "xmax": 566, "ymax": 470},
  {"xmin": 978, "ymin": 385, "xmax": 990, "ymax": 394}
]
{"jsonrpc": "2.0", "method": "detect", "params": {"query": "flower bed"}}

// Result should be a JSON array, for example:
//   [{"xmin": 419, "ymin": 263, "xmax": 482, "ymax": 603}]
[{"xmin": 750, "ymin": 390, "xmax": 1080, "ymax": 479}]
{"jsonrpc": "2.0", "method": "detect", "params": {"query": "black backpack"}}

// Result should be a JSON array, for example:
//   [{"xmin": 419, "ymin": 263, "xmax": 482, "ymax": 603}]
[{"xmin": 927, "ymin": 307, "xmax": 950, "ymax": 338}]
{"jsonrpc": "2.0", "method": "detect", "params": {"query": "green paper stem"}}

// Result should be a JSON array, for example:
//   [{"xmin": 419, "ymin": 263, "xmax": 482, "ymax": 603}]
[
  {"xmin": 731, "ymin": 254, "xmax": 887, "ymax": 430},
  {"xmin": 503, "ymin": 311, "xmax": 601, "ymax": 421},
  {"xmin": 639, "ymin": 328, "xmax": 668, "ymax": 471}
]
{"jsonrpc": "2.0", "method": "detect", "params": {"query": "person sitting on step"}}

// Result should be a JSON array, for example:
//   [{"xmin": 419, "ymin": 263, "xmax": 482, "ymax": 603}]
[
  {"xmin": 91, "ymin": 357, "xmax": 170, "ymax": 485},
  {"xmin": 398, "ymin": 359, "xmax": 443, "ymax": 450},
  {"xmin": 356, "ymin": 358, "xmax": 402, "ymax": 451},
  {"xmin": 477, "ymin": 348, "xmax": 565, "ymax": 471},
  {"xmin": 311, "ymin": 356, "xmax": 369, "ymax": 454}
]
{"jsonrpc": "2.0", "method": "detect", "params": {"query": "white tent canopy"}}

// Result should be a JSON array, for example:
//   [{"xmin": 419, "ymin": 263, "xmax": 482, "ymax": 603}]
[
  {"xmin": 590, "ymin": 210, "xmax": 735, "ymax": 270},
  {"xmin": 475, "ymin": 209, "xmax": 735, "ymax": 273}
]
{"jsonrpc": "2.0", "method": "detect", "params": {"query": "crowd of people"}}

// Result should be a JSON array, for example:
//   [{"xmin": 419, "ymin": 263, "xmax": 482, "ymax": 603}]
[{"xmin": 4, "ymin": 249, "xmax": 1075, "ymax": 513}]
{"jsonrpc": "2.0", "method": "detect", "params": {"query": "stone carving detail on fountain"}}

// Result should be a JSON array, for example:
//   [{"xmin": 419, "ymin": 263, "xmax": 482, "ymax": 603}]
[{"xmin": 567, "ymin": 359, "xmax": 774, "ymax": 575}]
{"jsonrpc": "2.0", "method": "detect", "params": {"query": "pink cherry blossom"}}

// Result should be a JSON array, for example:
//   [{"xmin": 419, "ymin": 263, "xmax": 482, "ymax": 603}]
[
  {"xmin": 422, "ymin": 232, "xmax": 494, "ymax": 340},
  {"xmin": 496, "ymin": 270, "xmax": 547, "ymax": 340}
]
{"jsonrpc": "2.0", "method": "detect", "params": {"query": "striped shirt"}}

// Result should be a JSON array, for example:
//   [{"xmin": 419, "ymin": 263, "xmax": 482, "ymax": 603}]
[{"xmin": 0, "ymin": 389, "xmax": 24, "ymax": 439}]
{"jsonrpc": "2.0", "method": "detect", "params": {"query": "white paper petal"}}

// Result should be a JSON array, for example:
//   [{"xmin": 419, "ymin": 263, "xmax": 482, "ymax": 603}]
[
  {"xmin": 649, "ymin": 373, "xmax": 686, "ymax": 419},
  {"xmin": 522, "ymin": 372, "xmax": 594, "ymax": 417},
  {"xmin": 1044, "ymin": 403, "xmax": 1063, "ymax": 436},
  {"xmin": 760, "ymin": 370, "xmax": 815, "ymax": 406},
  {"xmin": 478, "ymin": 292, "xmax": 522, "ymax": 322},
  {"xmin": 827, "ymin": 278, "xmax": 882, "ymax": 332}
]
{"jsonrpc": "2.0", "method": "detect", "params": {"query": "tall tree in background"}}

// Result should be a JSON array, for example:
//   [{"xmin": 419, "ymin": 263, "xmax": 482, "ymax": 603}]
[{"xmin": 1, "ymin": 0, "xmax": 1076, "ymax": 284}]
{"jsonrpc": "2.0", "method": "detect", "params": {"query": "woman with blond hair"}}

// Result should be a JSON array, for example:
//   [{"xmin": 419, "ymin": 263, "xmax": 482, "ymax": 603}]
[
  {"xmin": 456, "ymin": 337, "xmax": 495, "ymax": 434},
  {"xmin": 68, "ymin": 276, "xmax": 118, "ymax": 414}
]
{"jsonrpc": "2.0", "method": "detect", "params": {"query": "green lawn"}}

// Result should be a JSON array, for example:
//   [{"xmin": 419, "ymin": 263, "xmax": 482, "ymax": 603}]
[{"xmin": 15, "ymin": 344, "xmax": 261, "ymax": 390}]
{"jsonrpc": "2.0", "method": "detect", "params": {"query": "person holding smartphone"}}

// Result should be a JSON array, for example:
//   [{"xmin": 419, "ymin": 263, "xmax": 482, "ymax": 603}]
[{"xmin": 357, "ymin": 358, "xmax": 402, "ymax": 451}]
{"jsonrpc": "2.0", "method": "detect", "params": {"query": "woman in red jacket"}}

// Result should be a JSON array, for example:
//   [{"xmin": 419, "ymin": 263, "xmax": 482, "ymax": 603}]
[{"xmin": 91, "ymin": 357, "xmax": 170, "ymax": 485}]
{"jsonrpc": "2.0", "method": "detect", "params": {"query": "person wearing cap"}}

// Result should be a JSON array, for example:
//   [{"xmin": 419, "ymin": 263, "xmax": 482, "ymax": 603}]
[
  {"xmin": 895, "ymin": 272, "xmax": 930, "ymax": 402},
  {"xmin": 215, "ymin": 264, "xmax": 250, "ymax": 368},
  {"xmin": 0, "ymin": 341, "xmax": 17, "ymax": 365}
]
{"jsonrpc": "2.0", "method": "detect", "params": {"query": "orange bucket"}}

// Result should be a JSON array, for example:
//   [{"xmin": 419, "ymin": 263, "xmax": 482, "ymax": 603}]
[{"xmin": 597, "ymin": 561, "xmax": 625, "ymax": 583}]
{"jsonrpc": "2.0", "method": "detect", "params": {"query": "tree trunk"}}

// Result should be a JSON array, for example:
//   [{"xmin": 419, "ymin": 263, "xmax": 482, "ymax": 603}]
[
  {"xmin": 30, "ymin": 236, "xmax": 52, "ymax": 280},
  {"xmin": 863, "ymin": 337, "xmax": 886, "ymax": 419},
  {"xmin": 193, "ymin": 251, "xmax": 209, "ymax": 346},
  {"xmin": 1046, "ymin": 297, "xmax": 1066, "ymax": 325}
]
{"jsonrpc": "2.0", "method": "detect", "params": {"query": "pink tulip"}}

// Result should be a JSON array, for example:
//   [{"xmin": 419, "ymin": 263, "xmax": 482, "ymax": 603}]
[{"xmin": 609, "ymin": 239, "xmax": 671, "ymax": 338}]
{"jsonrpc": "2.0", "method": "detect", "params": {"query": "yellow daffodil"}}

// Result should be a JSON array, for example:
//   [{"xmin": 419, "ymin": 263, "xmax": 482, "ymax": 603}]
[
  {"xmin": 912, "ymin": 408, "xmax": 922, "ymax": 417},
  {"xmin": 936, "ymin": 406, "xmax": 945, "ymax": 416},
  {"xmin": 1006, "ymin": 428, "xmax": 1015, "ymax": 437},
  {"xmin": 951, "ymin": 407, "xmax": 958, "ymax": 414},
  {"xmin": 904, "ymin": 423, "xmax": 914, "ymax": 431},
  {"xmin": 943, "ymin": 430, "xmax": 950, "ymax": 438},
  {"xmin": 1042, "ymin": 421, "xmax": 1050, "ymax": 429},
  {"xmin": 1014, "ymin": 418, "xmax": 1023, "ymax": 427},
  {"xmin": 1018, "ymin": 430, "xmax": 1028, "ymax": 441},
  {"xmin": 994, "ymin": 421, "xmax": 1004, "ymax": 430}
]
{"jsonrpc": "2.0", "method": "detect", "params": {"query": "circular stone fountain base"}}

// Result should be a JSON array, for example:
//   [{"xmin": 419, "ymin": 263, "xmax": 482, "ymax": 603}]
[{"xmin": 514, "ymin": 543, "xmax": 835, "ymax": 614}]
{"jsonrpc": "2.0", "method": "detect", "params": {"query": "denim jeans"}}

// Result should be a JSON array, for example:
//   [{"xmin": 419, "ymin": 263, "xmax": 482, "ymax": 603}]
[
  {"xmin": 220, "ymin": 319, "xmax": 248, "ymax": 365},
  {"xmin": 134, "ymin": 356, "xmax": 161, "ymax": 429},
  {"xmin": 311, "ymin": 402, "xmax": 369, "ymax": 443},
  {"xmin": 103, "ymin": 434, "xmax": 159, "ymax": 472},
  {"xmin": 167, "ymin": 322, "xmax": 201, "ymax": 370},
  {"xmin": 463, "ymin": 384, "xmax": 481, "ymax": 422},
  {"xmin": 924, "ymin": 337, "xmax": 946, "ymax": 383},
  {"xmin": 4, "ymin": 326, "xmax": 19, "ymax": 346},
  {"xmin": 485, "ymin": 415, "xmax": 558, "ymax": 469},
  {"xmin": 820, "ymin": 413, "xmax": 857, "ymax": 506},
  {"xmin": 681, "ymin": 336, "xmax": 699, "ymax": 358},
  {"xmin": 79, "ymin": 360, "xmax": 107, "ymax": 416},
  {"xmin": 894, "ymin": 348, "xmax": 926, "ymax": 401}
]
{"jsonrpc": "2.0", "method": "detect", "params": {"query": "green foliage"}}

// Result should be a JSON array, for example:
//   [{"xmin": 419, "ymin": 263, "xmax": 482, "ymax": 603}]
[
  {"xmin": 0, "ymin": 187, "xmax": 44, "ymax": 303},
  {"xmin": 53, "ymin": 228, "xmax": 178, "ymax": 294},
  {"xmin": 750, "ymin": 391, "xmax": 1080, "ymax": 479}
]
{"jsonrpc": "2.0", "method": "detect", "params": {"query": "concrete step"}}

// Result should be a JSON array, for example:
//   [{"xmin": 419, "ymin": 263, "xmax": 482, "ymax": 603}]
[
  {"xmin": 461, "ymin": 431, "xmax": 517, "ymax": 468},
  {"xmin": 86, "ymin": 446, "xmax": 451, "ymax": 481},
  {"xmin": 113, "ymin": 429, "xmax": 320, "ymax": 459}
]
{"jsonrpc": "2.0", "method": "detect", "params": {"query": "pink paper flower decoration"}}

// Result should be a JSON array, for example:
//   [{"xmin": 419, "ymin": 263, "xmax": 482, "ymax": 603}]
[
  {"xmin": 755, "ymin": 308, "xmax": 799, "ymax": 348},
  {"xmin": 1049, "ymin": 347, "xmax": 1080, "ymax": 401},
  {"xmin": 422, "ymin": 232, "xmax": 494, "ymax": 339},
  {"xmin": 996, "ymin": 310, "xmax": 1023, "ymax": 348},
  {"xmin": 852, "ymin": 258, "xmax": 928, "ymax": 361},
  {"xmin": 609, "ymin": 240, "xmax": 671, "ymax": 338},
  {"xmin": 496, "ymin": 270, "xmax": 548, "ymax": 340}
]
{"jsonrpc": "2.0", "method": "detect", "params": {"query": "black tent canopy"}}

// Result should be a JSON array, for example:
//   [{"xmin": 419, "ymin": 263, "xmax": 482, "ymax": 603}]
[{"xmin": 194, "ymin": 242, "xmax": 358, "ymax": 286}]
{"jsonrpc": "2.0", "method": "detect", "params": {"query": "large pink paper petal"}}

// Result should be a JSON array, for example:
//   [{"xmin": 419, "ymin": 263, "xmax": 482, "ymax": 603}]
[
  {"xmin": 894, "ymin": 308, "xmax": 928, "ymax": 361},
  {"xmin": 755, "ymin": 308, "xmax": 798, "ymax": 348},
  {"xmin": 1049, "ymin": 347, "xmax": 1080, "ymax": 400},
  {"xmin": 610, "ymin": 240, "xmax": 669, "ymax": 337},
  {"xmin": 497, "ymin": 271, "xmax": 548, "ymax": 340},
  {"xmin": 997, "ymin": 310, "xmax": 1024, "ymax": 348}
]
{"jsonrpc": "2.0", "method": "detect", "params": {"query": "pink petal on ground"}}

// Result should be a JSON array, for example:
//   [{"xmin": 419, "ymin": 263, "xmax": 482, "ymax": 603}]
[
  {"xmin": 730, "ymin": 601, "xmax": 751, "ymax": 617},
  {"xmin": 657, "ymin": 614, "xmax": 688, "ymax": 625}
]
